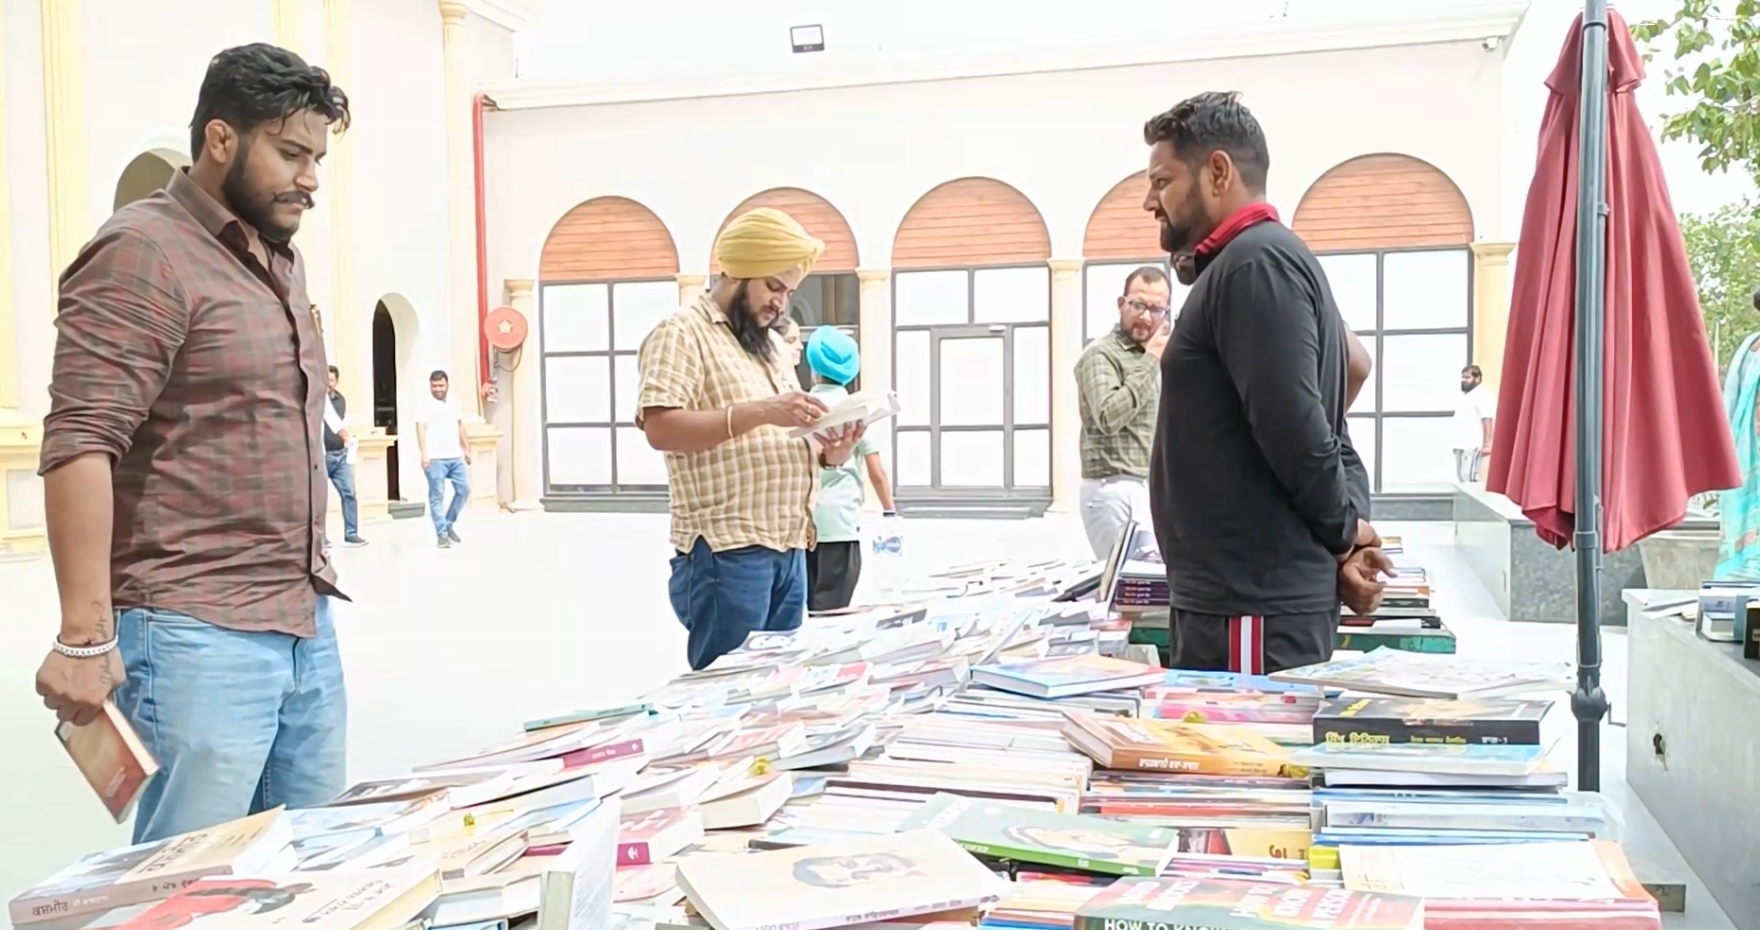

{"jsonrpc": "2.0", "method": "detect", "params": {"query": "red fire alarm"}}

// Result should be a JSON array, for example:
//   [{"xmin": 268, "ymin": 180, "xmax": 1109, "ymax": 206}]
[{"xmin": 484, "ymin": 306, "xmax": 528, "ymax": 351}]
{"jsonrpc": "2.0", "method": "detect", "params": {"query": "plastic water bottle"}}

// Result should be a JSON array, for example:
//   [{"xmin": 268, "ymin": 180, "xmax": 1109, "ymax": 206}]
[{"xmin": 871, "ymin": 512, "xmax": 905, "ymax": 600}]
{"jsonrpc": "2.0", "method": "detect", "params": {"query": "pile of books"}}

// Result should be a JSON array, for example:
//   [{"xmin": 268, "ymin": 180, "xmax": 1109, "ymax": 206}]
[
  {"xmin": 1101, "ymin": 522, "xmax": 1167, "ymax": 616},
  {"xmin": 13, "ymin": 557, "xmax": 1666, "ymax": 930},
  {"xmin": 1336, "ymin": 536, "xmax": 1456, "ymax": 655}
]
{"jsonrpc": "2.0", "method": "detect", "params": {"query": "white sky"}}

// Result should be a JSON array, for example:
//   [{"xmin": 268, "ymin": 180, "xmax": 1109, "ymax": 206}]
[{"xmin": 514, "ymin": 0, "xmax": 1756, "ymax": 216}]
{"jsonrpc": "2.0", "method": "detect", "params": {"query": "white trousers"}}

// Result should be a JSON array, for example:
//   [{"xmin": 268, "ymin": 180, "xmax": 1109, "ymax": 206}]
[{"xmin": 1080, "ymin": 475, "xmax": 1151, "ymax": 561}]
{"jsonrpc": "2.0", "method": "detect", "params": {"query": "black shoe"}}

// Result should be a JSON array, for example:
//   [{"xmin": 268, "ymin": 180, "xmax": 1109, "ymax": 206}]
[
  {"xmin": 447, "ymin": 529, "xmax": 462, "ymax": 544},
  {"xmin": 342, "ymin": 537, "xmax": 368, "ymax": 547},
  {"xmin": 438, "ymin": 535, "xmax": 451, "ymax": 549}
]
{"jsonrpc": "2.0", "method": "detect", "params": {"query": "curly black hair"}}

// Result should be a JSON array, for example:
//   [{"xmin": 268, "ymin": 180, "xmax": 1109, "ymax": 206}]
[
  {"xmin": 1142, "ymin": 91, "xmax": 1270, "ymax": 192},
  {"xmin": 188, "ymin": 43, "xmax": 351, "ymax": 159}
]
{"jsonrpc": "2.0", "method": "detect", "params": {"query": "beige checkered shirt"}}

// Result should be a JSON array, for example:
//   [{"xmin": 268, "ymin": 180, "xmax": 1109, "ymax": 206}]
[{"xmin": 636, "ymin": 293, "xmax": 818, "ymax": 554}]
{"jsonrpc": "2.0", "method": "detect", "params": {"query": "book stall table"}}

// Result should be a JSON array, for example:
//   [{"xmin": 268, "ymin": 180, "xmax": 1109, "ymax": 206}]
[{"xmin": 15, "ymin": 557, "xmax": 1739, "ymax": 930}]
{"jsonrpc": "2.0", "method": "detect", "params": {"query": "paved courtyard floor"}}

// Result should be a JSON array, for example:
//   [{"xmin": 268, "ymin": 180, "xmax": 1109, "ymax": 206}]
[{"xmin": 0, "ymin": 511, "xmax": 1728, "ymax": 928}]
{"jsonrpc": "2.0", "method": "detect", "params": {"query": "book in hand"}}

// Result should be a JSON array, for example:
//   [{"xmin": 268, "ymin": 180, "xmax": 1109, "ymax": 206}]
[
  {"xmin": 897, "ymin": 792, "xmax": 1177, "ymax": 878},
  {"xmin": 1313, "ymin": 696, "xmax": 1551, "ymax": 746},
  {"xmin": 56, "ymin": 702, "xmax": 160, "ymax": 823},
  {"xmin": 1073, "ymin": 876, "xmax": 1424, "ymax": 930},
  {"xmin": 109, "ymin": 867, "xmax": 440, "ymax": 930},
  {"xmin": 10, "ymin": 809, "xmax": 293, "ymax": 925},
  {"xmin": 675, "ymin": 828, "xmax": 1002, "ymax": 930},
  {"xmin": 789, "ymin": 390, "xmax": 900, "ymax": 440}
]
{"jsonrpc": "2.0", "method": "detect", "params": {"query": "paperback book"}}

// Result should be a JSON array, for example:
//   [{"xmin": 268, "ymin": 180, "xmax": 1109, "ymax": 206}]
[{"xmin": 898, "ymin": 792, "xmax": 1178, "ymax": 877}]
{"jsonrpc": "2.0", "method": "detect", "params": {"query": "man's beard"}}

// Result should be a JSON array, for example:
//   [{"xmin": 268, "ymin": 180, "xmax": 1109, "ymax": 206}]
[
  {"xmin": 1461, "ymin": 382, "xmax": 1477, "ymax": 394},
  {"xmin": 1157, "ymin": 183, "xmax": 1212, "ymax": 256},
  {"xmin": 221, "ymin": 156, "xmax": 307, "ymax": 244},
  {"xmin": 726, "ymin": 284, "xmax": 776, "ymax": 363}
]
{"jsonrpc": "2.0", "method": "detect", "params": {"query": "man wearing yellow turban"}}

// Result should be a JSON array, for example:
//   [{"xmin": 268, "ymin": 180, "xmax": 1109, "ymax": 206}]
[{"xmin": 635, "ymin": 207, "xmax": 868, "ymax": 671}]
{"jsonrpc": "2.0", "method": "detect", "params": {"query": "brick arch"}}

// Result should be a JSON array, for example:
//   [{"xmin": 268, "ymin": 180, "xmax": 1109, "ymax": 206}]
[
  {"xmin": 1292, "ymin": 154, "xmax": 1474, "ymax": 252},
  {"xmin": 539, "ymin": 196, "xmax": 680, "ymax": 281},
  {"xmin": 891, "ymin": 177, "xmax": 1051, "ymax": 269},
  {"xmin": 1083, "ymin": 171, "xmax": 1162, "ymax": 260},
  {"xmin": 709, "ymin": 188, "xmax": 859, "ymax": 275}
]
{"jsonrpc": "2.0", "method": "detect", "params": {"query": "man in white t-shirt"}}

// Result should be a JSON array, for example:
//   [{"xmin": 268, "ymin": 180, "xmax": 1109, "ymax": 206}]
[
  {"xmin": 1451, "ymin": 364, "xmax": 1495, "ymax": 483},
  {"xmin": 415, "ymin": 369, "xmax": 472, "ymax": 548}
]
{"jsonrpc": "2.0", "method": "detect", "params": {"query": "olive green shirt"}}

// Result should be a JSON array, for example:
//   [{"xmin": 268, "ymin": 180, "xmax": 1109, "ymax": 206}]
[{"xmin": 1075, "ymin": 326, "xmax": 1159, "ymax": 480}]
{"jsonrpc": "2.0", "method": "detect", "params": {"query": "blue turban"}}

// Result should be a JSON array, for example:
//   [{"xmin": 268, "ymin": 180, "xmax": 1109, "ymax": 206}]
[{"xmin": 806, "ymin": 327, "xmax": 860, "ymax": 385}]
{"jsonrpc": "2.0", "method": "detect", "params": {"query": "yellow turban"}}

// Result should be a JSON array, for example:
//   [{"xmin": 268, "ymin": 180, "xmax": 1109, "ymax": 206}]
[{"xmin": 714, "ymin": 207, "xmax": 825, "ymax": 280}]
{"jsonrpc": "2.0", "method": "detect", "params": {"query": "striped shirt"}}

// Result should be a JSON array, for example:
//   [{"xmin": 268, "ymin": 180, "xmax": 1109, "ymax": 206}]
[
  {"xmin": 1075, "ymin": 326, "xmax": 1159, "ymax": 480},
  {"xmin": 636, "ymin": 294, "xmax": 817, "ymax": 553}
]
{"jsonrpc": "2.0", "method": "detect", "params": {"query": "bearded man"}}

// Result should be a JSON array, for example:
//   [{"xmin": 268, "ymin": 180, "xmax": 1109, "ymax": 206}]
[
  {"xmin": 1141, "ymin": 91, "xmax": 1391, "ymax": 675},
  {"xmin": 637, "ymin": 208, "xmax": 866, "ymax": 671}
]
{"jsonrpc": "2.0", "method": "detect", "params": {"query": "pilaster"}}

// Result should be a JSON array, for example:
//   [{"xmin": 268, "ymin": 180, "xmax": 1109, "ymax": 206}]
[
  {"xmin": 676, "ymin": 273, "xmax": 707, "ymax": 306},
  {"xmin": 439, "ymin": 0, "xmax": 481, "ymax": 415},
  {"xmin": 505, "ymin": 279, "xmax": 543, "ymax": 508},
  {"xmin": 0, "ymin": 420, "xmax": 46, "ymax": 557},
  {"xmin": 350, "ymin": 431, "xmax": 397, "ymax": 524},
  {"xmin": 1048, "ymin": 258, "xmax": 1084, "ymax": 513},
  {"xmin": 0, "ymin": 8, "xmax": 17, "ymax": 411},
  {"xmin": 465, "ymin": 423, "xmax": 505, "ymax": 511},
  {"xmin": 322, "ymin": 0, "xmax": 369, "ymax": 418},
  {"xmin": 40, "ymin": 0, "xmax": 89, "ymax": 288},
  {"xmin": 1470, "ymin": 241, "xmax": 1517, "ymax": 395}
]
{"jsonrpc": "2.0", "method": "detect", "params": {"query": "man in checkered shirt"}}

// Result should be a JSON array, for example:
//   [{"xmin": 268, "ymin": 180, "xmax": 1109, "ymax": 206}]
[{"xmin": 637, "ymin": 209, "xmax": 866, "ymax": 671}]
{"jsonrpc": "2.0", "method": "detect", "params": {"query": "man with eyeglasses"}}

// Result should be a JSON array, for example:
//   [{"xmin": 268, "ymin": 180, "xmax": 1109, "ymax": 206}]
[{"xmin": 1075, "ymin": 265, "xmax": 1173, "ymax": 560}]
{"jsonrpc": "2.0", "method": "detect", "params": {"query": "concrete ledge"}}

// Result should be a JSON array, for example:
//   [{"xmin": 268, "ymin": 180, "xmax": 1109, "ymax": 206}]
[
  {"xmin": 1625, "ymin": 601, "xmax": 1760, "ymax": 930},
  {"xmin": 1452, "ymin": 485, "xmax": 1715, "ymax": 625}
]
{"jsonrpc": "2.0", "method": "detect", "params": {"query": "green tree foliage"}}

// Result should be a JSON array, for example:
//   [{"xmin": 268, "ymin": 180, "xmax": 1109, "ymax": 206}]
[
  {"xmin": 1631, "ymin": 0, "xmax": 1760, "ymax": 185},
  {"xmin": 1679, "ymin": 200, "xmax": 1760, "ymax": 369}
]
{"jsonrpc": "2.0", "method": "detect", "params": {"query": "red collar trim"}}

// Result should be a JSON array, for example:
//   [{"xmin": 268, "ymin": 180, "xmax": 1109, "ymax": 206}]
[{"xmin": 1194, "ymin": 202, "xmax": 1281, "ymax": 257}]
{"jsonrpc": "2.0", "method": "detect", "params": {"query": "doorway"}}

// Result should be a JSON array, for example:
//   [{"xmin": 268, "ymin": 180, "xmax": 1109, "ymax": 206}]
[
  {"xmin": 113, "ymin": 150, "xmax": 185, "ymax": 211},
  {"xmin": 372, "ymin": 302, "xmax": 400, "ymax": 500}
]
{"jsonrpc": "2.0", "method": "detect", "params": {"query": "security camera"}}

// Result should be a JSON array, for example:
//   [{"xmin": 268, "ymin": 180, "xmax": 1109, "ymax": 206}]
[{"xmin": 1481, "ymin": 36, "xmax": 1502, "ymax": 51}]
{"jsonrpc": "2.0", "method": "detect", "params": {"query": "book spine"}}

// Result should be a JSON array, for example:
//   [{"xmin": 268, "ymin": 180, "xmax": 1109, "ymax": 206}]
[
  {"xmin": 560, "ymin": 739, "xmax": 646, "ymax": 768},
  {"xmin": 1313, "ymin": 717, "xmax": 1541, "ymax": 746}
]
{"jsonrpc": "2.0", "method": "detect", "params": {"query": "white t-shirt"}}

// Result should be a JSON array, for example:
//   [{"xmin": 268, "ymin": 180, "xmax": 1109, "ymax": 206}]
[
  {"xmin": 1452, "ymin": 388, "xmax": 1496, "ymax": 450},
  {"xmin": 420, "ymin": 397, "xmax": 465, "ymax": 459}
]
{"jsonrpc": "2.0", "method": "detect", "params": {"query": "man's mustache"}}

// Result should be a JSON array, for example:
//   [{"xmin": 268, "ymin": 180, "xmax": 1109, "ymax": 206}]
[{"xmin": 275, "ymin": 192, "xmax": 315, "ymax": 208}]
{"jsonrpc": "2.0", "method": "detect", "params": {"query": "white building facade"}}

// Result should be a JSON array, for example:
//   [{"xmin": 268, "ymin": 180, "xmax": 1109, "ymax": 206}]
[{"xmin": 480, "ymin": 2, "xmax": 1528, "ymax": 516}]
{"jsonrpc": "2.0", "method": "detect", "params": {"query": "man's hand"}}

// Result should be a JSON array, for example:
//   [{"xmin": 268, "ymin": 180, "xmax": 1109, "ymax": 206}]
[
  {"xmin": 817, "ymin": 422, "xmax": 867, "ymax": 466},
  {"xmin": 1144, "ymin": 328, "xmax": 1171, "ymax": 360},
  {"xmin": 1338, "ymin": 518, "xmax": 1382, "ymax": 564},
  {"xmin": 1338, "ymin": 546, "xmax": 1396, "ymax": 616},
  {"xmin": 757, "ymin": 392, "xmax": 829, "ymax": 428},
  {"xmin": 464, "ymin": 450, "xmax": 473, "ymax": 465},
  {"xmin": 420, "ymin": 458, "xmax": 430, "ymax": 471},
  {"xmin": 35, "ymin": 648, "xmax": 124, "ymax": 726}
]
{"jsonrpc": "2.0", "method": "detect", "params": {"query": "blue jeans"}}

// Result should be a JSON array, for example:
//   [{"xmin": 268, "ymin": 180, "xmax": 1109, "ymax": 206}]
[
  {"xmin": 112, "ymin": 597, "xmax": 347, "ymax": 844},
  {"xmin": 425, "ymin": 457, "xmax": 469, "ymax": 536},
  {"xmin": 325, "ymin": 450, "xmax": 360, "ymax": 540},
  {"xmin": 668, "ymin": 537, "xmax": 806, "ymax": 671}
]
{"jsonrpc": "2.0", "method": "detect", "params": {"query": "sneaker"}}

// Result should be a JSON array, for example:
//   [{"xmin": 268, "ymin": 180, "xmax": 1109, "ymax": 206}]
[
  {"xmin": 341, "ymin": 537, "xmax": 368, "ymax": 548},
  {"xmin": 447, "ymin": 529, "xmax": 462, "ymax": 544},
  {"xmin": 437, "ymin": 535, "xmax": 451, "ymax": 549}
]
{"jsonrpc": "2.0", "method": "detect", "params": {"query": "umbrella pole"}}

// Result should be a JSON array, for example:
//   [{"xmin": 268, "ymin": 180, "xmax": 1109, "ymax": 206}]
[{"xmin": 1572, "ymin": 0, "xmax": 1614, "ymax": 792}]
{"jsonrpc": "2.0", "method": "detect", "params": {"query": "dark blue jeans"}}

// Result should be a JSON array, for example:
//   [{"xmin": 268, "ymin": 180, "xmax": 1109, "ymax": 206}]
[
  {"xmin": 425, "ymin": 457, "xmax": 469, "ymax": 537},
  {"xmin": 668, "ymin": 537, "xmax": 806, "ymax": 671},
  {"xmin": 325, "ymin": 450, "xmax": 359, "ymax": 541}
]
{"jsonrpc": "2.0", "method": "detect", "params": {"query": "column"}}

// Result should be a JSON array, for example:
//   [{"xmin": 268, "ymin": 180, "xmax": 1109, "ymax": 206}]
[
  {"xmin": 1470, "ymin": 241, "xmax": 1517, "ymax": 395},
  {"xmin": 505, "ymin": 279, "xmax": 544, "ymax": 508},
  {"xmin": 676, "ymin": 273, "xmax": 707, "ymax": 305},
  {"xmin": 0, "ymin": 6, "xmax": 17, "ymax": 412},
  {"xmin": 40, "ymin": 0, "xmax": 90, "ymax": 290},
  {"xmin": 439, "ymin": 0, "xmax": 481, "ymax": 415},
  {"xmin": 322, "ymin": 0, "xmax": 368, "ymax": 418},
  {"xmin": 856, "ymin": 269, "xmax": 892, "ymax": 511},
  {"xmin": 274, "ymin": 0, "xmax": 305, "ymax": 54},
  {"xmin": 1048, "ymin": 258, "xmax": 1084, "ymax": 513}
]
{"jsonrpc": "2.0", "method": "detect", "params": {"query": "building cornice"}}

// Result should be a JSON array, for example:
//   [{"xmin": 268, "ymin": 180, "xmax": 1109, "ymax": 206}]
[
  {"xmin": 482, "ymin": 0, "xmax": 1529, "ymax": 112},
  {"xmin": 465, "ymin": 0, "xmax": 541, "ymax": 32}
]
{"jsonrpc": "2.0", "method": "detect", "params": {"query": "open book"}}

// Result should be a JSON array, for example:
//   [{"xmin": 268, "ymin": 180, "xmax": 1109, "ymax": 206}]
[{"xmin": 790, "ymin": 390, "xmax": 900, "ymax": 440}]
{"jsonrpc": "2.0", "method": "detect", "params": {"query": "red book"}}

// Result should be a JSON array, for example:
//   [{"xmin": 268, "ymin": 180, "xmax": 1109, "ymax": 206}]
[
  {"xmin": 558, "ymin": 737, "xmax": 645, "ymax": 769},
  {"xmin": 56, "ymin": 703, "xmax": 159, "ymax": 823},
  {"xmin": 616, "ymin": 806, "xmax": 704, "ymax": 867}
]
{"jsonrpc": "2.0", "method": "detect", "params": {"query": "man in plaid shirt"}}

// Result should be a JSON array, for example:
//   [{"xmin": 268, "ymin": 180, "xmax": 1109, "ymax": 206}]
[
  {"xmin": 637, "ymin": 209, "xmax": 866, "ymax": 671},
  {"xmin": 1075, "ymin": 266, "xmax": 1173, "ymax": 560}
]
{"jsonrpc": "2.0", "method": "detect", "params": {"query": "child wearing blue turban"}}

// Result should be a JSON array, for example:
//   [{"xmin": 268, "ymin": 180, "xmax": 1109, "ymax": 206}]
[{"xmin": 804, "ymin": 327, "xmax": 897, "ymax": 611}]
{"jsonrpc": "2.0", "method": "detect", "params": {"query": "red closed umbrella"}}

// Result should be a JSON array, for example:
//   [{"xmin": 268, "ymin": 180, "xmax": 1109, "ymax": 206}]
[{"xmin": 1488, "ymin": 7, "xmax": 1737, "ymax": 552}]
